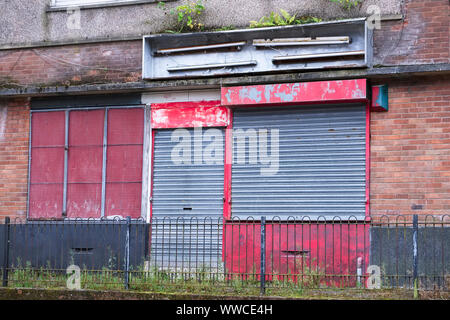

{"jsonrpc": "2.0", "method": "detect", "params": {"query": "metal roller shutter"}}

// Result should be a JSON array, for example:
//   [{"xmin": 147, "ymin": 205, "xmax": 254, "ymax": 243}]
[
  {"xmin": 232, "ymin": 104, "xmax": 366, "ymax": 220},
  {"xmin": 151, "ymin": 128, "xmax": 224, "ymax": 269}
]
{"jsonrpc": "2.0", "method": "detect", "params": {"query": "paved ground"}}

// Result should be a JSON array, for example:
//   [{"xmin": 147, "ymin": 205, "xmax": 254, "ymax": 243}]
[{"xmin": 0, "ymin": 287, "xmax": 448, "ymax": 300}]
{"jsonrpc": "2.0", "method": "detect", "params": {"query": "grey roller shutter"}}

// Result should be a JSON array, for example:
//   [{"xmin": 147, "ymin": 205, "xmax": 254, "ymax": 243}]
[
  {"xmin": 232, "ymin": 104, "xmax": 366, "ymax": 220},
  {"xmin": 151, "ymin": 128, "xmax": 224, "ymax": 269}
]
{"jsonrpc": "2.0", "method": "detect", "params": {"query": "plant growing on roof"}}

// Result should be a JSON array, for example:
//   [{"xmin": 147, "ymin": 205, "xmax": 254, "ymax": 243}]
[
  {"xmin": 249, "ymin": 9, "xmax": 322, "ymax": 28},
  {"xmin": 158, "ymin": 1, "xmax": 206, "ymax": 33},
  {"xmin": 329, "ymin": 0, "xmax": 364, "ymax": 10}
]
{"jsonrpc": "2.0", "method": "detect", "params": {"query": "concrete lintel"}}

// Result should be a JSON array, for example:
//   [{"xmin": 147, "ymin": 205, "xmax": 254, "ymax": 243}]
[{"xmin": 1, "ymin": 63, "xmax": 449, "ymax": 98}]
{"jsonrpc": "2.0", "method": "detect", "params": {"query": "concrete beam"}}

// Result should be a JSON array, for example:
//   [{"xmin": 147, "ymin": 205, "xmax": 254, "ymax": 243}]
[{"xmin": 1, "ymin": 63, "xmax": 449, "ymax": 98}]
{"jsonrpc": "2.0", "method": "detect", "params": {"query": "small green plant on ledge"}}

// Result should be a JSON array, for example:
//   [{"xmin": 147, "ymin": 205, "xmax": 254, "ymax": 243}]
[
  {"xmin": 329, "ymin": 0, "xmax": 364, "ymax": 10},
  {"xmin": 249, "ymin": 9, "xmax": 322, "ymax": 28},
  {"xmin": 158, "ymin": 1, "xmax": 205, "ymax": 33}
]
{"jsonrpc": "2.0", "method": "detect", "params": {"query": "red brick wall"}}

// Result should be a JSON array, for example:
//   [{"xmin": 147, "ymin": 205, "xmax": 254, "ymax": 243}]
[
  {"xmin": 0, "ymin": 98, "xmax": 30, "ymax": 220},
  {"xmin": 370, "ymin": 76, "xmax": 450, "ymax": 217},
  {"xmin": 374, "ymin": 0, "xmax": 449, "ymax": 65},
  {"xmin": 0, "ymin": 41, "xmax": 141, "ymax": 87}
]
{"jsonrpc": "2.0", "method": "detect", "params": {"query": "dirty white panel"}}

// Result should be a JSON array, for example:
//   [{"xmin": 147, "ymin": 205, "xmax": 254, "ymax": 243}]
[
  {"xmin": 143, "ymin": 18, "xmax": 372, "ymax": 80},
  {"xmin": 142, "ymin": 89, "xmax": 221, "ymax": 105}
]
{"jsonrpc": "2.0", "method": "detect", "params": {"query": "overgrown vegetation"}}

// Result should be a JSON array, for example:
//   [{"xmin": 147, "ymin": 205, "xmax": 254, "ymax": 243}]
[
  {"xmin": 329, "ymin": 0, "xmax": 364, "ymax": 10},
  {"xmin": 4, "ymin": 260, "xmax": 334, "ymax": 297},
  {"xmin": 249, "ymin": 9, "xmax": 322, "ymax": 28},
  {"xmin": 153, "ymin": 1, "xmax": 364, "ymax": 33},
  {"xmin": 3, "ymin": 262, "xmax": 447, "ymax": 299},
  {"xmin": 158, "ymin": 1, "xmax": 205, "ymax": 33}
]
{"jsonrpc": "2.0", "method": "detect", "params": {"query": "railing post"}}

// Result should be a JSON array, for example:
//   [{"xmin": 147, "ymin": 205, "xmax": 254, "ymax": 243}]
[
  {"xmin": 124, "ymin": 216, "xmax": 131, "ymax": 290},
  {"xmin": 260, "ymin": 216, "xmax": 266, "ymax": 295},
  {"xmin": 2, "ymin": 217, "xmax": 11, "ymax": 287},
  {"xmin": 412, "ymin": 214, "xmax": 419, "ymax": 298}
]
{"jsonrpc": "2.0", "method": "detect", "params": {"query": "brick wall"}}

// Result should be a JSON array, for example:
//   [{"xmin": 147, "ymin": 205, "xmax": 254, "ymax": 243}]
[
  {"xmin": 374, "ymin": 0, "xmax": 449, "ymax": 65},
  {"xmin": 370, "ymin": 76, "xmax": 450, "ymax": 217},
  {"xmin": 0, "ymin": 98, "xmax": 30, "ymax": 220},
  {"xmin": 0, "ymin": 41, "xmax": 141, "ymax": 87}
]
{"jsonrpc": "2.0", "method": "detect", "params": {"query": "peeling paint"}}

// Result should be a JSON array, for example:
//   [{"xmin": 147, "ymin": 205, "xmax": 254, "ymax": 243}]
[
  {"xmin": 225, "ymin": 90, "xmax": 232, "ymax": 103},
  {"xmin": 151, "ymin": 101, "xmax": 229, "ymax": 129},
  {"xmin": 239, "ymin": 87, "xmax": 262, "ymax": 103},
  {"xmin": 221, "ymin": 79, "xmax": 367, "ymax": 106},
  {"xmin": 274, "ymin": 83, "xmax": 300, "ymax": 102}
]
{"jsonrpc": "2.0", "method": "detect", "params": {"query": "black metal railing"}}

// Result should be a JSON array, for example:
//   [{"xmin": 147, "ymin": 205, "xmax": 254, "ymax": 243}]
[{"xmin": 0, "ymin": 215, "xmax": 448, "ymax": 295}]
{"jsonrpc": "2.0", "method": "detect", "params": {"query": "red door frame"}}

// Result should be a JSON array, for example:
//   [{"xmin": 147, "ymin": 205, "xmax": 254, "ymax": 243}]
[
  {"xmin": 149, "ymin": 101, "xmax": 230, "ymax": 219},
  {"xmin": 221, "ymin": 79, "xmax": 371, "ymax": 220},
  {"xmin": 149, "ymin": 79, "xmax": 371, "ymax": 221}
]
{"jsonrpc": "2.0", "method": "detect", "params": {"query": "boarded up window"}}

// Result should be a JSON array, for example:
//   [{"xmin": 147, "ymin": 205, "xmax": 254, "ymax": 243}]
[{"xmin": 29, "ymin": 108, "xmax": 144, "ymax": 219}]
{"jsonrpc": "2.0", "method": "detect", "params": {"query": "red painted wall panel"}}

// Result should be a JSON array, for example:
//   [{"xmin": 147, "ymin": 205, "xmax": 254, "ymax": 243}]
[
  {"xmin": 105, "ymin": 108, "xmax": 144, "ymax": 219},
  {"xmin": 67, "ymin": 109, "xmax": 104, "ymax": 218},
  {"xmin": 67, "ymin": 147, "xmax": 103, "ymax": 183},
  {"xmin": 223, "ymin": 222, "xmax": 370, "ymax": 287},
  {"xmin": 221, "ymin": 79, "xmax": 368, "ymax": 107},
  {"xmin": 106, "ymin": 145, "xmax": 143, "ymax": 182},
  {"xmin": 105, "ymin": 183, "xmax": 142, "ymax": 218},
  {"xmin": 69, "ymin": 109, "xmax": 104, "ymax": 146},
  {"xmin": 108, "ymin": 108, "xmax": 144, "ymax": 145},
  {"xmin": 31, "ymin": 111, "xmax": 65, "ymax": 147},
  {"xmin": 29, "ymin": 184, "xmax": 64, "ymax": 219},
  {"xmin": 67, "ymin": 184, "xmax": 102, "ymax": 218},
  {"xmin": 29, "ymin": 111, "xmax": 65, "ymax": 219},
  {"xmin": 30, "ymin": 148, "xmax": 64, "ymax": 183}
]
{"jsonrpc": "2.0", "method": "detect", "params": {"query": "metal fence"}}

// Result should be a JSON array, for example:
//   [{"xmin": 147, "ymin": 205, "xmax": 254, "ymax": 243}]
[{"xmin": 0, "ymin": 215, "xmax": 448, "ymax": 295}]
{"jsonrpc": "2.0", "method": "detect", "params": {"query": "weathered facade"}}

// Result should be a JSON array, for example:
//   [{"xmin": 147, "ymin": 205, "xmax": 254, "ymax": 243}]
[{"xmin": 0, "ymin": 0, "xmax": 449, "ymax": 283}]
